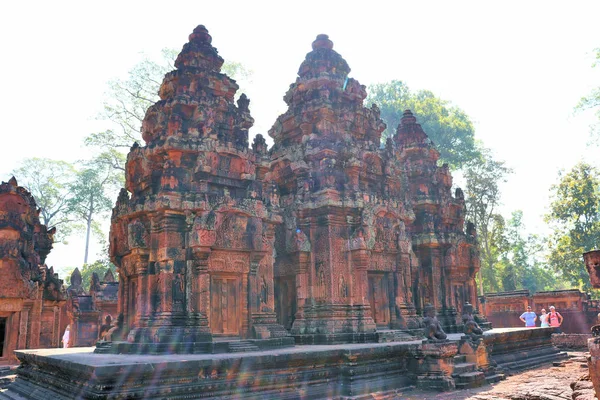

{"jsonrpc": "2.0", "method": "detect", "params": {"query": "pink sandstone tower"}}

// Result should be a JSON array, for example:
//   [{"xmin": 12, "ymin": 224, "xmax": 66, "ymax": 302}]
[{"xmin": 109, "ymin": 25, "xmax": 291, "ymax": 352}]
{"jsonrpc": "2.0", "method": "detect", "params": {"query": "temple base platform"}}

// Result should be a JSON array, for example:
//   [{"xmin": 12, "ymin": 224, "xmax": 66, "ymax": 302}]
[
  {"xmin": 95, "ymin": 336, "xmax": 295, "ymax": 355},
  {"xmin": 0, "ymin": 327, "xmax": 566, "ymax": 400}
]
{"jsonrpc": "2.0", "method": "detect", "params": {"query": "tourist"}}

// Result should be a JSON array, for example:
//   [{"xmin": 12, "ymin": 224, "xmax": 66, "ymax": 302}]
[
  {"xmin": 62, "ymin": 324, "xmax": 71, "ymax": 348},
  {"xmin": 519, "ymin": 305, "xmax": 537, "ymax": 327},
  {"xmin": 548, "ymin": 306, "xmax": 564, "ymax": 333},
  {"xmin": 539, "ymin": 308, "xmax": 550, "ymax": 327}
]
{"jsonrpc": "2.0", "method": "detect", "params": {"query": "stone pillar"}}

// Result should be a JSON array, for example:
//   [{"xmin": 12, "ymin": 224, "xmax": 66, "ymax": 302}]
[
  {"xmin": 294, "ymin": 250, "xmax": 310, "ymax": 321},
  {"xmin": 415, "ymin": 341, "xmax": 458, "ymax": 391},
  {"xmin": 431, "ymin": 248, "xmax": 443, "ymax": 313}
]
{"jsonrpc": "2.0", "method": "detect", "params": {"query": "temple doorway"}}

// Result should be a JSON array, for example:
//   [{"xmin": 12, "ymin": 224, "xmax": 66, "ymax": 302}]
[
  {"xmin": 210, "ymin": 275, "xmax": 242, "ymax": 336},
  {"xmin": 274, "ymin": 276, "xmax": 296, "ymax": 330},
  {"xmin": 368, "ymin": 273, "xmax": 391, "ymax": 327},
  {"xmin": 0, "ymin": 317, "xmax": 6, "ymax": 358}
]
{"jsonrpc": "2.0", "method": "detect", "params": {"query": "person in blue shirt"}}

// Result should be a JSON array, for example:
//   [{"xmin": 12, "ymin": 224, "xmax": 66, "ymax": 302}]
[{"xmin": 519, "ymin": 306, "xmax": 537, "ymax": 327}]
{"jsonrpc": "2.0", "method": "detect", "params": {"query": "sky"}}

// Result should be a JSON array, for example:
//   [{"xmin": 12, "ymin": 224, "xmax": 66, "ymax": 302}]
[{"xmin": 1, "ymin": 1, "xmax": 599, "ymax": 277}]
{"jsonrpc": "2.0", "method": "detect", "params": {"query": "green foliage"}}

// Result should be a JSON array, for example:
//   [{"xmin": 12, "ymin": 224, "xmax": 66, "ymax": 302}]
[
  {"xmin": 546, "ymin": 162, "xmax": 600, "ymax": 290},
  {"xmin": 11, "ymin": 158, "xmax": 77, "ymax": 242},
  {"xmin": 479, "ymin": 214, "xmax": 507, "ymax": 292},
  {"xmin": 69, "ymin": 156, "xmax": 122, "ymax": 264},
  {"xmin": 366, "ymin": 80, "xmax": 480, "ymax": 169},
  {"xmin": 500, "ymin": 211, "xmax": 556, "ymax": 294},
  {"xmin": 86, "ymin": 48, "xmax": 253, "ymax": 172},
  {"xmin": 480, "ymin": 211, "xmax": 559, "ymax": 294},
  {"xmin": 576, "ymin": 48, "xmax": 600, "ymax": 140},
  {"xmin": 463, "ymin": 148, "xmax": 512, "ymax": 293}
]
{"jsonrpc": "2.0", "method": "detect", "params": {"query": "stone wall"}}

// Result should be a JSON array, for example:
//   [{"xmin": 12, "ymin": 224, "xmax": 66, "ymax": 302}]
[{"xmin": 551, "ymin": 333, "xmax": 591, "ymax": 349}]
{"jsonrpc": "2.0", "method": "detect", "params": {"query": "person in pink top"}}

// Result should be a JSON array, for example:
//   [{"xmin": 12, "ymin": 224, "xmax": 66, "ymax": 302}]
[{"xmin": 548, "ymin": 305, "xmax": 563, "ymax": 333}]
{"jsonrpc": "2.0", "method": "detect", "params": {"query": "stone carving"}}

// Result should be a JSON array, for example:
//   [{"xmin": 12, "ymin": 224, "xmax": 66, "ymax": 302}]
[
  {"xmin": 462, "ymin": 302, "xmax": 483, "ymax": 337},
  {"xmin": 423, "ymin": 304, "xmax": 447, "ymax": 342},
  {"xmin": 101, "ymin": 313, "xmax": 127, "ymax": 342}
]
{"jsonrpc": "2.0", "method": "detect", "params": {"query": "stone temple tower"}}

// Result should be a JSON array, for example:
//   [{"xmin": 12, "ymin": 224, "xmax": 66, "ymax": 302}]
[
  {"xmin": 109, "ymin": 25, "xmax": 291, "ymax": 353},
  {"xmin": 269, "ymin": 35, "xmax": 421, "ymax": 344}
]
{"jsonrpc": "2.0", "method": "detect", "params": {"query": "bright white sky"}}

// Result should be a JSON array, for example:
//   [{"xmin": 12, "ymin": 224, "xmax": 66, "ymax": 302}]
[{"xmin": 1, "ymin": 1, "xmax": 599, "ymax": 276}]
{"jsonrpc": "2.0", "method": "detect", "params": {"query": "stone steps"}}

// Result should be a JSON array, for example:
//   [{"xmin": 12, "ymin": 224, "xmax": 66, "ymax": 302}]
[
  {"xmin": 453, "ymin": 362, "xmax": 477, "ymax": 375},
  {"xmin": 455, "ymin": 371, "xmax": 486, "ymax": 389},
  {"xmin": 451, "ymin": 356, "xmax": 487, "ymax": 390},
  {"xmin": 453, "ymin": 354, "xmax": 467, "ymax": 364},
  {"xmin": 228, "ymin": 340, "xmax": 260, "ymax": 352},
  {"xmin": 485, "ymin": 373, "xmax": 506, "ymax": 384},
  {"xmin": 0, "ymin": 376, "xmax": 16, "ymax": 390},
  {"xmin": 493, "ymin": 349, "xmax": 568, "ymax": 373},
  {"xmin": 0, "ymin": 367, "xmax": 17, "ymax": 390}
]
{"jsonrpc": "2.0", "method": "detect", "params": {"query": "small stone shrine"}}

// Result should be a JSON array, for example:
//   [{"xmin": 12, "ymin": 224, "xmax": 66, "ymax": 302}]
[
  {"xmin": 0, "ymin": 178, "xmax": 66, "ymax": 364},
  {"xmin": 65, "ymin": 268, "xmax": 118, "ymax": 347}
]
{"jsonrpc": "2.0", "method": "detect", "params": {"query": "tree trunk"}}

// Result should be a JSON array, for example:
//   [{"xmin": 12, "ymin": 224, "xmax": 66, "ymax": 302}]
[{"xmin": 84, "ymin": 194, "xmax": 94, "ymax": 265}]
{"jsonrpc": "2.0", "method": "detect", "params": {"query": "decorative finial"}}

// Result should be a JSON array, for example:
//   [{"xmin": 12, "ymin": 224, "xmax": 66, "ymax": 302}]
[
  {"xmin": 8, "ymin": 176, "xmax": 18, "ymax": 187},
  {"xmin": 402, "ymin": 109, "xmax": 417, "ymax": 124},
  {"xmin": 312, "ymin": 34, "xmax": 334, "ymax": 50},
  {"xmin": 189, "ymin": 25, "xmax": 212, "ymax": 44}
]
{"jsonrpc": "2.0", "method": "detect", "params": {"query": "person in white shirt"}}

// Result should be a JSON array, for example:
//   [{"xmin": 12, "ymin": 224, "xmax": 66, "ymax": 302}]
[
  {"xmin": 539, "ymin": 308, "xmax": 550, "ymax": 327},
  {"xmin": 62, "ymin": 325, "xmax": 71, "ymax": 348}
]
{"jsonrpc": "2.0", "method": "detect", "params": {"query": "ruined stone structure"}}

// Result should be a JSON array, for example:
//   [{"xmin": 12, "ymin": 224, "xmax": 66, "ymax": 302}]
[
  {"xmin": 0, "ymin": 178, "xmax": 66, "ymax": 364},
  {"xmin": 108, "ymin": 25, "xmax": 291, "ymax": 352},
  {"xmin": 269, "ymin": 35, "xmax": 480, "ymax": 343},
  {"xmin": 65, "ymin": 268, "xmax": 118, "ymax": 347},
  {"xmin": 89, "ymin": 269, "xmax": 119, "ymax": 329}
]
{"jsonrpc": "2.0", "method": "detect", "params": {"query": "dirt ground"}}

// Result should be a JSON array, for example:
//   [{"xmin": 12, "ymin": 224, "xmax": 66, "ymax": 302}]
[{"xmin": 395, "ymin": 352, "xmax": 595, "ymax": 400}]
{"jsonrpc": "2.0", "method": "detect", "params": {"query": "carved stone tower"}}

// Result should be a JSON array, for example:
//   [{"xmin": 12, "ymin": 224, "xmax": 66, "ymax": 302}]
[
  {"xmin": 269, "ymin": 35, "xmax": 420, "ymax": 343},
  {"xmin": 109, "ymin": 25, "xmax": 291, "ymax": 352},
  {"xmin": 394, "ymin": 110, "xmax": 480, "ymax": 331}
]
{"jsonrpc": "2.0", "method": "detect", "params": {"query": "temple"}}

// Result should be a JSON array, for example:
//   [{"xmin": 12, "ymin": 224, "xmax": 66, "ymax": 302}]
[
  {"xmin": 105, "ymin": 28, "xmax": 481, "ymax": 351},
  {"xmin": 0, "ymin": 26, "xmax": 568, "ymax": 399},
  {"xmin": 0, "ymin": 178, "xmax": 66, "ymax": 365}
]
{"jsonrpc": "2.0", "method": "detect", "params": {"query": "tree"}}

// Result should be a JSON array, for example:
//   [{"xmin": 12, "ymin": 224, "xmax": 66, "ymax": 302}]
[
  {"xmin": 479, "ymin": 214, "xmax": 508, "ymax": 293},
  {"xmin": 498, "ymin": 211, "xmax": 555, "ymax": 294},
  {"xmin": 576, "ymin": 48, "xmax": 600, "ymax": 140},
  {"xmin": 11, "ymin": 158, "xmax": 77, "ymax": 242},
  {"xmin": 68, "ymin": 157, "xmax": 122, "ymax": 264},
  {"xmin": 546, "ymin": 162, "xmax": 600, "ymax": 289},
  {"xmin": 463, "ymin": 148, "xmax": 512, "ymax": 294},
  {"xmin": 85, "ymin": 49, "xmax": 253, "ymax": 171},
  {"xmin": 366, "ymin": 80, "xmax": 480, "ymax": 169}
]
